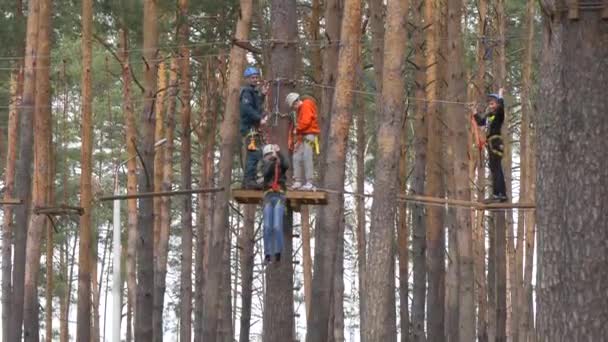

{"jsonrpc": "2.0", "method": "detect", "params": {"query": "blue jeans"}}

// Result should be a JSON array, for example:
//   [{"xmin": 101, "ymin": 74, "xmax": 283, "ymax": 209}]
[{"xmin": 263, "ymin": 193, "xmax": 286, "ymax": 256}]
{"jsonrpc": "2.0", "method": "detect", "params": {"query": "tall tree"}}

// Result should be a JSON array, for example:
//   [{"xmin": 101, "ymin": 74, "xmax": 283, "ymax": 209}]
[
  {"xmin": 445, "ymin": 0, "xmax": 475, "ymax": 340},
  {"xmin": 410, "ymin": 0, "xmax": 427, "ymax": 339},
  {"xmin": 424, "ymin": 0, "xmax": 446, "ymax": 340},
  {"xmin": 473, "ymin": 1, "xmax": 489, "ymax": 341},
  {"xmin": 11, "ymin": 0, "xmax": 39, "ymax": 338},
  {"xmin": 77, "ymin": 0, "xmax": 93, "ymax": 340},
  {"xmin": 118, "ymin": 26, "xmax": 138, "ymax": 332},
  {"xmin": 238, "ymin": 206, "xmax": 255, "ymax": 342},
  {"xmin": 518, "ymin": 2, "xmax": 536, "ymax": 340},
  {"xmin": 306, "ymin": 0, "xmax": 361, "ymax": 341},
  {"xmin": 2, "ymin": 67, "xmax": 20, "ymax": 342},
  {"xmin": 178, "ymin": 0, "xmax": 193, "ymax": 339},
  {"xmin": 263, "ymin": 1, "xmax": 298, "ymax": 341},
  {"xmin": 319, "ymin": 0, "xmax": 343, "ymax": 145},
  {"xmin": 22, "ymin": 0, "xmax": 51, "ymax": 338},
  {"xmin": 154, "ymin": 58, "xmax": 177, "ymax": 342},
  {"xmin": 202, "ymin": 0, "xmax": 253, "ymax": 338},
  {"xmin": 135, "ymin": 0, "xmax": 159, "ymax": 338},
  {"xmin": 536, "ymin": 2, "xmax": 608, "ymax": 340},
  {"xmin": 364, "ymin": 0, "xmax": 408, "ymax": 341},
  {"xmin": 45, "ymin": 148, "xmax": 55, "ymax": 342},
  {"xmin": 397, "ymin": 117, "xmax": 410, "ymax": 342}
]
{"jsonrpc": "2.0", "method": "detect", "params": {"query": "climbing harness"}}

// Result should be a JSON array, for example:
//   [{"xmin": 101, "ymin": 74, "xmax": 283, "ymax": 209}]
[
  {"xmin": 271, "ymin": 157, "xmax": 281, "ymax": 192},
  {"xmin": 487, "ymin": 135, "xmax": 504, "ymax": 157}
]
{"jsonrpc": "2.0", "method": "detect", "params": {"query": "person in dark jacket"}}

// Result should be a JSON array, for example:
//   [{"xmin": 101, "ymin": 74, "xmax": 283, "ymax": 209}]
[
  {"xmin": 261, "ymin": 144, "xmax": 289, "ymax": 264},
  {"xmin": 474, "ymin": 89, "xmax": 508, "ymax": 202},
  {"xmin": 240, "ymin": 66, "xmax": 269, "ymax": 189}
]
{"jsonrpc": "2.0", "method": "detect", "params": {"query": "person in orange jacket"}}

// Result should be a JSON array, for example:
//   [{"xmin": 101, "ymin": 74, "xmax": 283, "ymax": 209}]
[{"xmin": 285, "ymin": 92, "xmax": 320, "ymax": 191}]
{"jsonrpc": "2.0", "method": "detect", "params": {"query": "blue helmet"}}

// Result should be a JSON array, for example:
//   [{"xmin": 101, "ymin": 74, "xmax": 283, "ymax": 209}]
[{"xmin": 243, "ymin": 66, "xmax": 260, "ymax": 78}]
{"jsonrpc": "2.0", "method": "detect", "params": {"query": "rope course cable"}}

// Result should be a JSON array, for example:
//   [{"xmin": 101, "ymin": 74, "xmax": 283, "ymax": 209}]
[{"xmin": 315, "ymin": 187, "xmax": 535, "ymax": 211}]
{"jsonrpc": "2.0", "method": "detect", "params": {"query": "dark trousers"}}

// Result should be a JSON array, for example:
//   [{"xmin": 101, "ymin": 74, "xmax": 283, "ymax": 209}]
[
  {"xmin": 488, "ymin": 137, "xmax": 506, "ymax": 196},
  {"xmin": 243, "ymin": 136, "xmax": 262, "ymax": 183}
]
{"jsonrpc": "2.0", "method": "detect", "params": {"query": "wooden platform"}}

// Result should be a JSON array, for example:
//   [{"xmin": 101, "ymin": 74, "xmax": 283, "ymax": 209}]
[{"xmin": 232, "ymin": 189, "xmax": 328, "ymax": 206}]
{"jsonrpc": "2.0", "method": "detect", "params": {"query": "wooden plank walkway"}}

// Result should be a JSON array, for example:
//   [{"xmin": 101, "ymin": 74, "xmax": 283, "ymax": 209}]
[{"xmin": 232, "ymin": 189, "xmax": 328, "ymax": 206}]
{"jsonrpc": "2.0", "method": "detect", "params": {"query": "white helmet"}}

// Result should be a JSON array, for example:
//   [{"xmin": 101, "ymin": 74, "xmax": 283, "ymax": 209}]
[
  {"xmin": 285, "ymin": 92, "xmax": 300, "ymax": 108},
  {"xmin": 263, "ymin": 144, "xmax": 280, "ymax": 156}
]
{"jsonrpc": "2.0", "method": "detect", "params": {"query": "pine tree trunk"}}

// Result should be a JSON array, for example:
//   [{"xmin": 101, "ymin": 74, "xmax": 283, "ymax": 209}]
[
  {"xmin": 153, "ymin": 61, "xmax": 166, "ymax": 266},
  {"xmin": 536, "ymin": 3, "xmax": 608, "ymax": 340},
  {"xmin": 398, "ymin": 117, "xmax": 410, "ymax": 342},
  {"xmin": 216, "ymin": 228, "xmax": 233, "ymax": 342},
  {"xmin": 2, "ymin": 67, "xmax": 20, "ymax": 342},
  {"xmin": 135, "ymin": 0, "xmax": 159, "ymax": 339},
  {"xmin": 473, "ymin": 1, "xmax": 489, "ymax": 340},
  {"xmin": 202, "ymin": 0, "xmax": 253, "ymax": 338},
  {"xmin": 45, "ymin": 150, "xmax": 55, "ymax": 342},
  {"xmin": 306, "ymin": 1, "xmax": 361, "ymax": 341},
  {"xmin": 23, "ymin": 0, "xmax": 51, "ymax": 338},
  {"xmin": 355, "ymin": 90, "xmax": 367, "ymax": 342},
  {"xmin": 411, "ymin": 1, "xmax": 426, "ymax": 339},
  {"xmin": 363, "ymin": 0, "xmax": 407, "ymax": 341},
  {"xmin": 11, "ymin": 0, "xmax": 38, "ymax": 338},
  {"xmin": 301, "ymin": 205, "xmax": 313, "ymax": 323},
  {"xmin": 319, "ymin": 0, "xmax": 343, "ymax": 146},
  {"xmin": 76, "ymin": 0, "xmax": 93, "ymax": 339},
  {"xmin": 118, "ymin": 26, "xmax": 138, "ymax": 330},
  {"xmin": 517, "ymin": 2, "xmax": 535, "ymax": 341},
  {"xmin": 369, "ymin": 0, "xmax": 384, "ymax": 94},
  {"xmin": 195, "ymin": 57, "xmax": 220, "ymax": 341},
  {"xmin": 263, "ymin": 1, "xmax": 298, "ymax": 341},
  {"xmin": 154, "ymin": 58, "xmax": 177, "ymax": 342},
  {"xmin": 178, "ymin": 0, "xmax": 193, "ymax": 339},
  {"xmin": 308, "ymin": 0, "xmax": 322, "ymax": 103},
  {"xmin": 445, "ymin": 0, "xmax": 475, "ymax": 340},
  {"xmin": 424, "ymin": 1, "xmax": 445, "ymax": 340},
  {"xmin": 238, "ymin": 206, "xmax": 255, "ymax": 342}
]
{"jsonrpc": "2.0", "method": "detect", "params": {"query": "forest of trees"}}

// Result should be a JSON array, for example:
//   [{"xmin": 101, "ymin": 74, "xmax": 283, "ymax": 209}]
[{"xmin": 0, "ymin": 0, "xmax": 606, "ymax": 341}]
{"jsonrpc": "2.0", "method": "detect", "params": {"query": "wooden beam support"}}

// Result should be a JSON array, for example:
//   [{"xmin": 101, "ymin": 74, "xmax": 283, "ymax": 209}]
[
  {"xmin": 0, "ymin": 198, "xmax": 23, "ymax": 205},
  {"xmin": 98, "ymin": 187, "xmax": 223, "ymax": 201},
  {"xmin": 34, "ymin": 205, "xmax": 85, "ymax": 216},
  {"xmin": 232, "ymin": 189, "xmax": 328, "ymax": 206}
]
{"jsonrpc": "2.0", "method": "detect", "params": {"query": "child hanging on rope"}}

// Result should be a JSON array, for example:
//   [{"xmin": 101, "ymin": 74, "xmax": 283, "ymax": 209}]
[
  {"xmin": 473, "ymin": 88, "xmax": 508, "ymax": 203},
  {"xmin": 261, "ymin": 144, "xmax": 290, "ymax": 265},
  {"xmin": 285, "ymin": 92, "xmax": 320, "ymax": 191},
  {"xmin": 240, "ymin": 66, "xmax": 269, "ymax": 189}
]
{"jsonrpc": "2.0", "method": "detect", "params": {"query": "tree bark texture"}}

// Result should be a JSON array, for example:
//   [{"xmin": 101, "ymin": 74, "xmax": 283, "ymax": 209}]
[
  {"xmin": 363, "ymin": 0, "xmax": 408, "ymax": 341},
  {"xmin": 238, "ymin": 206, "xmax": 255, "ymax": 342},
  {"xmin": 411, "ymin": 1, "xmax": 427, "ymax": 340},
  {"xmin": 202, "ymin": 0, "xmax": 253, "ymax": 338},
  {"xmin": 135, "ymin": 0, "xmax": 158, "ymax": 339},
  {"xmin": 45, "ymin": 150, "xmax": 55, "ymax": 342},
  {"xmin": 76, "ymin": 0, "xmax": 93, "ymax": 339},
  {"xmin": 263, "ymin": 1, "xmax": 298, "ymax": 341},
  {"xmin": 118, "ymin": 27, "xmax": 139, "ymax": 329},
  {"xmin": 178, "ymin": 0, "xmax": 193, "ymax": 339},
  {"xmin": 306, "ymin": 0, "xmax": 361, "ymax": 341},
  {"xmin": 2, "ymin": 67, "xmax": 20, "ymax": 342},
  {"xmin": 518, "ymin": 1, "xmax": 536, "ymax": 341},
  {"xmin": 445, "ymin": 0, "xmax": 475, "ymax": 340},
  {"xmin": 398, "ymin": 116, "xmax": 410, "ymax": 342},
  {"xmin": 319, "ymin": 0, "xmax": 343, "ymax": 148},
  {"xmin": 11, "ymin": 0, "xmax": 39, "ymax": 338},
  {"xmin": 536, "ymin": 4, "xmax": 608, "ymax": 340},
  {"xmin": 424, "ymin": 0, "xmax": 446, "ymax": 340},
  {"xmin": 154, "ymin": 58, "xmax": 177, "ymax": 342},
  {"xmin": 23, "ymin": 0, "xmax": 51, "ymax": 339},
  {"xmin": 301, "ymin": 205, "xmax": 313, "ymax": 324}
]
